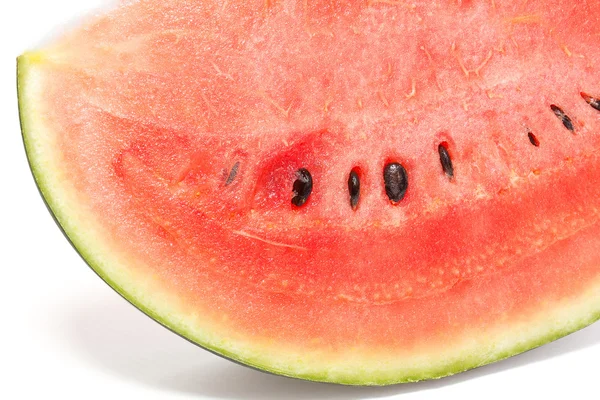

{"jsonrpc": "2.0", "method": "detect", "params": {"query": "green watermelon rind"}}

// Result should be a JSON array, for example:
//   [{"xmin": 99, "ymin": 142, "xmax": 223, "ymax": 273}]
[{"xmin": 17, "ymin": 52, "xmax": 600, "ymax": 386}]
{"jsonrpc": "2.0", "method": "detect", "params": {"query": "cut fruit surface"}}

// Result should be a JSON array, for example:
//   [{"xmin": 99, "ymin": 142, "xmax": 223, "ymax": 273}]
[{"xmin": 18, "ymin": 0, "xmax": 600, "ymax": 385}]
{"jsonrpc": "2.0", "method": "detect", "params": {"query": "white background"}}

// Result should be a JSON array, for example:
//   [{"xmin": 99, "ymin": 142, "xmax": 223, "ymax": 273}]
[{"xmin": 1, "ymin": 1, "xmax": 599, "ymax": 399}]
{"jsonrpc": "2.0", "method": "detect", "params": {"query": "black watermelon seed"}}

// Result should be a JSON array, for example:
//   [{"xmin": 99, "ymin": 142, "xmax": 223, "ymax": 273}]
[
  {"xmin": 550, "ymin": 104, "xmax": 575, "ymax": 132},
  {"xmin": 225, "ymin": 161, "xmax": 240, "ymax": 185},
  {"xmin": 292, "ymin": 168, "xmax": 313, "ymax": 207},
  {"xmin": 528, "ymin": 131, "xmax": 540, "ymax": 147},
  {"xmin": 581, "ymin": 92, "xmax": 600, "ymax": 112},
  {"xmin": 438, "ymin": 144, "xmax": 454, "ymax": 179},
  {"xmin": 383, "ymin": 162, "xmax": 408, "ymax": 203},
  {"xmin": 348, "ymin": 169, "xmax": 360, "ymax": 210}
]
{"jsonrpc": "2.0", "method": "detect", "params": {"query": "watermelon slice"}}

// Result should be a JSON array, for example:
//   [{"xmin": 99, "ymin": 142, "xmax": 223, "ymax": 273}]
[{"xmin": 17, "ymin": 0, "xmax": 600, "ymax": 385}]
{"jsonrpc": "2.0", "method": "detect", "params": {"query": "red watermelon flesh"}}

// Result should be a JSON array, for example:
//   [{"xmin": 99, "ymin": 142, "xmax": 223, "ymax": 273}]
[{"xmin": 17, "ymin": 0, "xmax": 600, "ymax": 384}]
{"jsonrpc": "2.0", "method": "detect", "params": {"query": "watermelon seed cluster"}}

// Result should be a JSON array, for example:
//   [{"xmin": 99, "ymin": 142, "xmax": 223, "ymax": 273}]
[
  {"xmin": 289, "ymin": 92, "xmax": 600, "ymax": 209},
  {"xmin": 291, "ymin": 163, "xmax": 409, "ymax": 208}
]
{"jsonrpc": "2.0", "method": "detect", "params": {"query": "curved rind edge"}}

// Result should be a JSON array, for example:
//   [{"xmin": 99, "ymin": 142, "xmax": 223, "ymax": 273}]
[
  {"xmin": 15, "ymin": 52, "xmax": 282, "ymax": 380},
  {"xmin": 16, "ymin": 52, "xmax": 600, "ymax": 386}
]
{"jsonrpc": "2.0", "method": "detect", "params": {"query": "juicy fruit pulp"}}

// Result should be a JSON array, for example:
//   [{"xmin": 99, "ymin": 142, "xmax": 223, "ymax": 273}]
[{"xmin": 18, "ymin": 0, "xmax": 600, "ymax": 385}]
